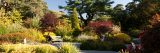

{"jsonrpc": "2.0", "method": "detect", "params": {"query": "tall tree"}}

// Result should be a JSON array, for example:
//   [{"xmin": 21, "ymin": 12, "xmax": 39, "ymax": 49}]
[
  {"xmin": 71, "ymin": 7, "xmax": 80, "ymax": 30},
  {"xmin": 60, "ymin": 0, "xmax": 114, "ymax": 26}
]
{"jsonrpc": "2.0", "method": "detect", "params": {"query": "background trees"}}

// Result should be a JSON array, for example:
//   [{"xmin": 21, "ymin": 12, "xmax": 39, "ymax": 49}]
[
  {"xmin": 60, "ymin": 0, "xmax": 114, "ymax": 26},
  {"xmin": 124, "ymin": 0, "xmax": 160, "ymax": 30},
  {"xmin": 0, "ymin": 0, "xmax": 48, "ymax": 19}
]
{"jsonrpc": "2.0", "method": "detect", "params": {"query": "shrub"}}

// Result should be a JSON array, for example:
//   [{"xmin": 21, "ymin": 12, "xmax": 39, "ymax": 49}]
[
  {"xmin": 80, "ymin": 40, "xmax": 111, "ymax": 51},
  {"xmin": 23, "ymin": 17, "xmax": 41, "ymax": 29},
  {"xmin": 0, "ymin": 26, "xmax": 8, "ymax": 35},
  {"xmin": 25, "ymin": 29, "xmax": 46, "ymax": 42},
  {"xmin": 40, "ymin": 13, "xmax": 58, "ymax": 31},
  {"xmin": 111, "ymin": 25, "xmax": 121, "ymax": 34},
  {"xmin": 129, "ymin": 29, "xmax": 141, "ymax": 38},
  {"xmin": 59, "ymin": 43, "xmax": 79, "ymax": 53},
  {"xmin": 77, "ymin": 33, "xmax": 99, "ymax": 42},
  {"xmin": 114, "ymin": 33, "xmax": 131, "ymax": 43},
  {"xmin": 0, "ymin": 23, "xmax": 27, "ymax": 35},
  {"xmin": 6, "ymin": 23, "xmax": 27, "ymax": 33},
  {"xmin": 0, "ymin": 8, "xmax": 25, "ymax": 35},
  {"xmin": 63, "ymin": 36, "xmax": 74, "ymax": 42},
  {"xmin": 88, "ymin": 21, "xmax": 113, "ymax": 36},
  {"xmin": 0, "ymin": 8, "xmax": 22, "ymax": 26},
  {"xmin": 30, "ymin": 17, "xmax": 41, "ymax": 29},
  {"xmin": 0, "ymin": 8, "xmax": 12, "ymax": 26},
  {"xmin": 80, "ymin": 40, "xmax": 125, "ymax": 51},
  {"xmin": 55, "ymin": 18, "xmax": 73, "ymax": 37},
  {"xmin": 111, "ymin": 41, "xmax": 126, "ymax": 51},
  {"xmin": 141, "ymin": 23, "xmax": 160, "ymax": 53},
  {"xmin": 0, "ymin": 44, "xmax": 58, "ymax": 53},
  {"xmin": 0, "ymin": 32, "xmax": 33, "ymax": 44},
  {"xmin": 9, "ymin": 8, "xmax": 22, "ymax": 24}
]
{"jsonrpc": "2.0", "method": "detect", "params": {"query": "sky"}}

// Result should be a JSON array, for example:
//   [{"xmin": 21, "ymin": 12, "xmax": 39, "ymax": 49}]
[{"xmin": 45, "ymin": 0, "xmax": 132, "ymax": 12}]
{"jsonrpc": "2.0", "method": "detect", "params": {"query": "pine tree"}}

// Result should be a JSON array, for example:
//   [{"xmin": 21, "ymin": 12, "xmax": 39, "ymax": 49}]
[{"xmin": 71, "ymin": 7, "xmax": 80, "ymax": 30}]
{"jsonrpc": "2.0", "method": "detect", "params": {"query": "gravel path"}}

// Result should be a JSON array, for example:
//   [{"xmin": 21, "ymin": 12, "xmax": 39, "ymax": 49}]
[
  {"xmin": 52, "ymin": 42, "xmax": 118, "ymax": 53},
  {"xmin": 80, "ymin": 50, "xmax": 117, "ymax": 53}
]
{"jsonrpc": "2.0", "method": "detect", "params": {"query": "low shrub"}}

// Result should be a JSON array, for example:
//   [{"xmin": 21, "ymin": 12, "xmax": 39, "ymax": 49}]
[
  {"xmin": 110, "ymin": 41, "xmax": 126, "ymax": 51},
  {"xmin": 63, "ymin": 36, "xmax": 74, "ymax": 42},
  {"xmin": 111, "ymin": 25, "xmax": 121, "ymax": 34},
  {"xmin": 0, "ymin": 29, "xmax": 45, "ymax": 43},
  {"xmin": 77, "ymin": 33, "xmax": 99, "ymax": 42},
  {"xmin": 80, "ymin": 40, "xmax": 125, "ymax": 51},
  {"xmin": 0, "ymin": 26, "xmax": 8, "ymax": 35},
  {"xmin": 0, "ymin": 44, "xmax": 58, "ymax": 53},
  {"xmin": 6, "ymin": 23, "xmax": 27, "ymax": 33},
  {"xmin": 0, "ymin": 23, "xmax": 27, "ymax": 35},
  {"xmin": 80, "ymin": 40, "xmax": 111, "ymax": 51},
  {"xmin": 129, "ymin": 29, "xmax": 141, "ymax": 38},
  {"xmin": 114, "ymin": 33, "xmax": 131, "ymax": 43},
  {"xmin": 0, "ymin": 32, "xmax": 33, "ymax": 44},
  {"xmin": 25, "ymin": 29, "xmax": 46, "ymax": 42},
  {"xmin": 59, "ymin": 43, "xmax": 79, "ymax": 53}
]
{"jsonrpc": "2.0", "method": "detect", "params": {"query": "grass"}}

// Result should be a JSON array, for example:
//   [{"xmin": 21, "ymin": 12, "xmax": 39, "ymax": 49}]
[{"xmin": 0, "ymin": 44, "xmax": 58, "ymax": 53}]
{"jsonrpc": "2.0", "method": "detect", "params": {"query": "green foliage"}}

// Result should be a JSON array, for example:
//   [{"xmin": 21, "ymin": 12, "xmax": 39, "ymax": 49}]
[
  {"xmin": 70, "ymin": 8, "xmax": 81, "ymax": 36},
  {"xmin": 55, "ymin": 18, "xmax": 73, "ymax": 37},
  {"xmin": 0, "ymin": 8, "xmax": 24, "ymax": 35},
  {"xmin": 80, "ymin": 40, "xmax": 111, "ymax": 51},
  {"xmin": 95, "ymin": 15, "xmax": 112, "ymax": 21},
  {"xmin": 110, "ymin": 41, "xmax": 126, "ymax": 51},
  {"xmin": 121, "ymin": 0, "xmax": 160, "ymax": 31},
  {"xmin": 0, "ymin": 0, "xmax": 48, "ymax": 19},
  {"xmin": 25, "ymin": 29, "xmax": 46, "ymax": 42},
  {"xmin": 60, "ymin": 0, "xmax": 114, "ymax": 26},
  {"xmin": 0, "ymin": 8, "xmax": 12, "ymax": 26},
  {"xmin": 114, "ymin": 33, "xmax": 131, "ymax": 43},
  {"xmin": 128, "ymin": 29, "xmax": 141, "ymax": 38},
  {"xmin": 80, "ymin": 40, "xmax": 125, "ymax": 51},
  {"xmin": 0, "ymin": 23, "xmax": 27, "ymax": 35},
  {"xmin": 0, "ymin": 44, "xmax": 58, "ymax": 53},
  {"xmin": 63, "ymin": 36, "xmax": 74, "ymax": 42},
  {"xmin": 30, "ymin": 17, "xmax": 41, "ymax": 29},
  {"xmin": 0, "ymin": 26, "xmax": 8, "ymax": 35},
  {"xmin": 59, "ymin": 43, "xmax": 79, "ymax": 53},
  {"xmin": 71, "ymin": 8, "xmax": 80, "ymax": 30},
  {"xmin": 6, "ymin": 23, "xmax": 27, "ymax": 33},
  {"xmin": 23, "ymin": 17, "xmax": 41, "ymax": 29},
  {"xmin": 9, "ymin": 8, "xmax": 22, "ymax": 24}
]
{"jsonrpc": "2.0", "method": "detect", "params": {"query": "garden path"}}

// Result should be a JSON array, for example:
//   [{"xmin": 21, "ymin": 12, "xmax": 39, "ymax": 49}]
[{"xmin": 80, "ymin": 50, "xmax": 117, "ymax": 53}]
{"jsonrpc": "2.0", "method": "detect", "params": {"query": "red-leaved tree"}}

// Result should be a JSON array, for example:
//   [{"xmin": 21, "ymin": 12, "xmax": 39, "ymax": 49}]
[
  {"xmin": 40, "ymin": 13, "xmax": 58, "ymax": 32},
  {"xmin": 88, "ymin": 21, "xmax": 113, "ymax": 36}
]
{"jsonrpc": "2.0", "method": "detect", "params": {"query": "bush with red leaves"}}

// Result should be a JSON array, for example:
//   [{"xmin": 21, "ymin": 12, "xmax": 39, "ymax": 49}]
[
  {"xmin": 141, "ymin": 23, "xmax": 160, "ymax": 53},
  {"xmin": 88, "ymin": 21, "xmax": 113, "ymax": 35},
  {"xmin": 40, "ymin": 13, "xmax": 58, "ymax": 32}
]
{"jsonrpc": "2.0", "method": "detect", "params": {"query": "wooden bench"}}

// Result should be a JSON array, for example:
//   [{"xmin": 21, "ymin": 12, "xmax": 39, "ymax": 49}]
[{"xmin": 50, "ymin": 36, "xmax": 63, "ymax": 42}]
